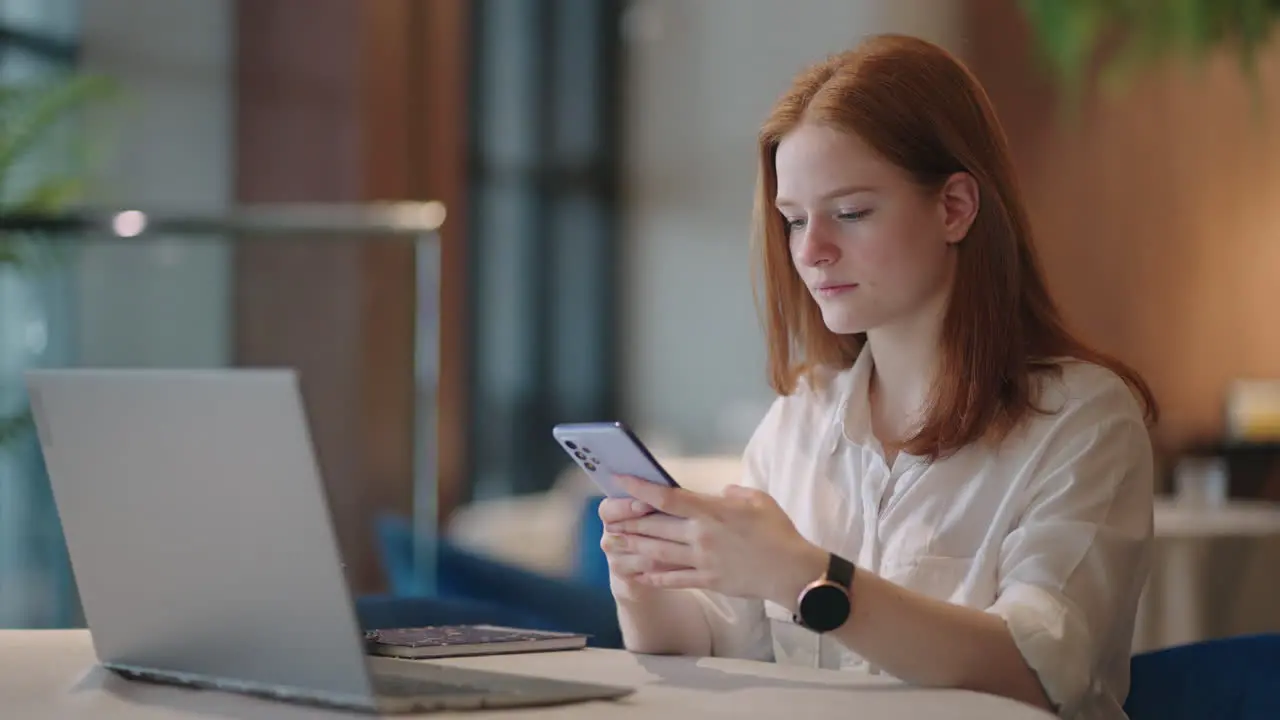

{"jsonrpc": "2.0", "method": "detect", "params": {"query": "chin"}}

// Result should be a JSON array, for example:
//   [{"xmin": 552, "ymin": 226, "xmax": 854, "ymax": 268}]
[{"xmin": 819, "ymin": 309, "xmax": 872, "ymax": 336}]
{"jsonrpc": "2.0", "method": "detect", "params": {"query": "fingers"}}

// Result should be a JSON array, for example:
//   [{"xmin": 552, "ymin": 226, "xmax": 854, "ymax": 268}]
[
  {"xmin": 604, "ymin": 512, "xmax": 689, "ymax": 542},
  {"xmin": 605, "ymin": 550, "xmax": 686, "ymax": 577},
  {"xmin": 600, "ymin": 533, "xmax": 688, "ymax": 576},
  {"xmin": 604, "ymin": 532, "xmax": 695, "ymax": 567},
  {"xmin": 598, "ymin": 496, "xmax": 655, "ymax": 524},
  {"xmin": 616, "ymin": 475, "xmax": 714, "ymax": 519},
  {"xmin": 721, "ymin": 483, "xmax": 762, "ymax": 500},
  {"xmin": 635, "ymin": 568, "xmax": 712, "ymax": 590}
]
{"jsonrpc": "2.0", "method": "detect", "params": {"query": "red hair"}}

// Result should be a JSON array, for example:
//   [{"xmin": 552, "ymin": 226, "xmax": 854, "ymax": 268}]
[{"xmin": 753, "ymin": 34, "xmax": 1157, "ymax": 460}]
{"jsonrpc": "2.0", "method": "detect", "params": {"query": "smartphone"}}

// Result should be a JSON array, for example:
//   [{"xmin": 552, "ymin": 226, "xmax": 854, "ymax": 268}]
[{"xmin": 551, "ymin": 422, "xmax": 680, "ymax": 497}]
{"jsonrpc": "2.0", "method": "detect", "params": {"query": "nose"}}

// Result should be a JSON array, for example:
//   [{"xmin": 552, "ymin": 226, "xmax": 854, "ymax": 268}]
[{"xmin": 792, "ymin": 218, "xmax": 840, "ymax": 268}]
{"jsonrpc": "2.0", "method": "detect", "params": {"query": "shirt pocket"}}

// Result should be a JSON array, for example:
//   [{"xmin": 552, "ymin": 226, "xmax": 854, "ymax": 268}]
[{"xmin": 881, "ymin": 555, "xmax": 976, "ymax": 605}]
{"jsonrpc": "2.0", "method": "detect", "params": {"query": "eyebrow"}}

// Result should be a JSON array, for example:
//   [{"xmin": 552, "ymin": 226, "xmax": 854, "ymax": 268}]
[{"xmin": 775, "ymin": 184, "xmax": 876, "ymax": 208}]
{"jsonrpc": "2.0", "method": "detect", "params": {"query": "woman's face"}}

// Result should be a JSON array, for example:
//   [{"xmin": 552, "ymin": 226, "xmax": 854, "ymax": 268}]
[{"xmin": 774, "ymin": 122, "xmax": 976, "ymax": 336}]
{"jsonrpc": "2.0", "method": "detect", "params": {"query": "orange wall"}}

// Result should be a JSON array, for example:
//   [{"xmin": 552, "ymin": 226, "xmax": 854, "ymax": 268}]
[{"xmin": 966, "ymin": 0, "xmax": 1280, "ymax": 456}]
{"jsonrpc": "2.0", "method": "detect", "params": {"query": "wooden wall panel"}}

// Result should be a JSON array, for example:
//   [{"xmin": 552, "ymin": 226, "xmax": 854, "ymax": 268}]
[
  {"xmin": 234, "ymin": 0, "xmax": 470, "ymax": 593},
  {"xmin": 963, "ymin": 0, "xmax": 1280, "ymax": 459},
  {"xmin": 358, "ymin": 0, "xmax": 418, "ymax": 545},
  {"xmin": 234, "ymin": 0, "xmax": 371, "ymax": 589},
  {"xmin": 413, "ymin": 0, "xmax": 471, "ymax": 526}
]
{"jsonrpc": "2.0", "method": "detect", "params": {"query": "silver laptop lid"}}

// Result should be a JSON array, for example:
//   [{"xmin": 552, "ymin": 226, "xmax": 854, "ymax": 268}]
[{"xmin": 26, "ymin": 369, "xmax": 376, "ymax": 706}]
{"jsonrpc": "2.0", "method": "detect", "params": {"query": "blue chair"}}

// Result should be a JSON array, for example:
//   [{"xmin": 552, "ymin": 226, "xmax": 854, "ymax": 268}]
[
  {"xmin": 1124, "ymin": 633, "xmax": 1280, "ymax": 720},
  {"xmin": 374, "ymin": 513, "xmax": 429, "ymax": 597},
  {"xmin": 375, "ymin": 497, "xmax": 612, "ymax": 594},
  {"xmin": 575, "ymin": 495, "xmax": 612, "ymax": 589},
  {"xmin": 355, "ymin": 593, "xmax": 549, "ymax": 631},
  {"xmin": 369, "ymin": 505, "xmax": 623, "ymax": 648}
]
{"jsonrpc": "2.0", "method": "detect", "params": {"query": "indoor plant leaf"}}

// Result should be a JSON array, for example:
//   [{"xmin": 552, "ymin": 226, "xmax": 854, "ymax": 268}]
[{"xmin": 1020, "ymin": 0, "xmax": 1280, "ymax": 101}]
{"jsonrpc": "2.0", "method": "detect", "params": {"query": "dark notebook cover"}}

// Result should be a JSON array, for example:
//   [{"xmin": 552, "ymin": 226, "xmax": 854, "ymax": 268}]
[{"xmin": 364, "ymin": 625, "xmax": 589, "ymax": 659}]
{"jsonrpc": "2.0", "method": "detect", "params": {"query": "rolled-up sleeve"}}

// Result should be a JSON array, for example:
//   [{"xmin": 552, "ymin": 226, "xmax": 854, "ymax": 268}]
[
  {"xmin": 986, "ymin": 409, "xmax": 1154, "ymax": 717},
  {"xmin": 688, "ymin": 590, "xmax": 773, "ymax": 660},
  {"xmin": 684, "ymin": 397, "xmax": 786, "ymax": 661}
]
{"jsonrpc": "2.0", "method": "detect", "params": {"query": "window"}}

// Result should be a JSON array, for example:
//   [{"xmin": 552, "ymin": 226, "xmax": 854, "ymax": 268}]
[
  {"xmin": 466, "ymin": 0, "xmax": 624, "ymax": 501},
  {"xmin": 0, "ymin": 0, "xmax": 81, "ymax": 629}
]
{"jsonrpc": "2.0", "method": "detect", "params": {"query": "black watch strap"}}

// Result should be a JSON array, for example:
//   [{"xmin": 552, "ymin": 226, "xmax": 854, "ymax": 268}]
[{"xmin": 827, "ymin": 553, "xmax": 855, "ymax": 589}]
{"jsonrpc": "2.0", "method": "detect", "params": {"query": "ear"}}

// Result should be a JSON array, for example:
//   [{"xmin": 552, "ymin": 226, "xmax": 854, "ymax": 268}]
[{"xmin": 937, "ymin": 172, "xmax": 979, "ymax": 245}]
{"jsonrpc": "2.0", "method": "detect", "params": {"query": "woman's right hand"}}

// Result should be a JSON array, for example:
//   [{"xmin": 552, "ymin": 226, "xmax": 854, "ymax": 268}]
[
  {"xmin": 597, "ymin": 488, "xmax": 715, "ymax": 657},
  {"xmin": 599, "ymin": 496, "xmax": 682, "ymax": 601}
]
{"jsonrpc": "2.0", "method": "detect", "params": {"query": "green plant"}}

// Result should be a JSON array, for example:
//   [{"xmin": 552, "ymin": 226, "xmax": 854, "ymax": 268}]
[
  {"xmin": 0, "ymin": 73, "xmax": 117, "ymax": 449},
  {"xmin": 0, "ymin": 406, "xmax": 31, "ymax": 447},
  {"xmin": 1020, "ymin": 0, "xmax": 1280, "ymax": 97},
  {"xmin": 0, "ymin": 73, "xmax": 118, "ymax": 269}
]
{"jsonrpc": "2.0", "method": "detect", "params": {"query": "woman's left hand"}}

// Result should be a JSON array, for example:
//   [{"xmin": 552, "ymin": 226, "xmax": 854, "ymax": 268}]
[{"xmin": 603, "ymin": 475, "xmax": 827, "ymax": 609}]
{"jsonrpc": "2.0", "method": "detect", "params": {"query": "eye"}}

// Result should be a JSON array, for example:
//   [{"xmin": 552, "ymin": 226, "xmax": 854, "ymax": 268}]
[
  {"xmin": 784, "ymin": 217, "xmax": 806, "ymax": 232},
  {"xmin": 836, "ymin": 209, "xmax": 872, "ymax": 222}
]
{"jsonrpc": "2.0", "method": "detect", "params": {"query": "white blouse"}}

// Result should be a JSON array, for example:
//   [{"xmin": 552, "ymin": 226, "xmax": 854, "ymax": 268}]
[{"xmin": 690, "ymin": 350, "xmax": 1154, "ymax": 720}]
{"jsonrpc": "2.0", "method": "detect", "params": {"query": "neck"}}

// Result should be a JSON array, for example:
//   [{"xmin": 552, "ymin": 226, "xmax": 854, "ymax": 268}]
[{"xmin": 864, "ymin": 294, "xmax": 948, "ymax": 439}]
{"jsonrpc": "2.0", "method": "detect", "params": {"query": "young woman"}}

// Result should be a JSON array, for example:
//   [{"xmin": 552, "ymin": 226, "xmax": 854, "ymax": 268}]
[{"xmin": 598, "ymin": 34, "xmax": 1157, "ymax": 720}]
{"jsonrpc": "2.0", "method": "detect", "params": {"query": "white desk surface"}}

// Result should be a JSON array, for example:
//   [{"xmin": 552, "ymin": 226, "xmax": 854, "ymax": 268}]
[
  {"xmin": 4, "ymin": 630, "xmax": 1052, "ymax": 719},
  {"xmin": 1154, "ymin": 498, "xmax": 1280, "ymax": 538}
]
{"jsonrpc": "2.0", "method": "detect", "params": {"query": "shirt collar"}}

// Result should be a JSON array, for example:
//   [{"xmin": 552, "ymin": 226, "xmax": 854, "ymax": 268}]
[
  {"xmin": 829, "ymin": 349, "xmax": 924, "ymax": 467},
  {"xmin": 827, "ymin": 349, "xmax": 875, "ymax": 455},
  {"xmin": 842, "ymin": 349, "xmax": 875, "ymax": 441}
]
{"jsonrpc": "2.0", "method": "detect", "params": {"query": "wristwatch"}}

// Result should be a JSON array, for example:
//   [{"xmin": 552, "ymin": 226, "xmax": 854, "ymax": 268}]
[{"xmin": 794, "ymin": 552, "xmax": 855, "ymax": 633}]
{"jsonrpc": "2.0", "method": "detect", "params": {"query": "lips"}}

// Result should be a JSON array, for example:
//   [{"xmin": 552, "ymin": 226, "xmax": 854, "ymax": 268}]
[{"xmin": 815, "ymin": 283, "xmax": 858, "ymax": 297}]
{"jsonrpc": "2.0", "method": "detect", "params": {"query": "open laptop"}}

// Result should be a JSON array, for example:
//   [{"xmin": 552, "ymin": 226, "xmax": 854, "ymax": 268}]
[{"xmin": 25, "ymin": 368, "xmax": 635, "ymax": 713}]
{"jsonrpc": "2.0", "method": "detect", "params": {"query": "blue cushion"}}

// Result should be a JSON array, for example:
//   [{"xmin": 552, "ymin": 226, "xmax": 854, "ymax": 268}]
[
  {"xmin": 378, "ymin": 499, "xmax": 613, "ymax": 593},
  {"xmin": 435, "ymin": 540, "xmax": 622, "ymax": 647},
  {"xmin": 575, "ymin": 495, "xmax": 611, "ymax": 589},
  {"xmin": 355, "ymin": 594, "xmax": 549, "ymax": 632},
  {"xmin": 1125, "ymin": 634, "xmax": 1280, "ymax": 720},
  {"xmin": 371, "ymin": 511, "xmax": 623, "ymax": 648},
  {"xmin": 374, "ymin": 514, "xmax": 424, "ymax": 596}
]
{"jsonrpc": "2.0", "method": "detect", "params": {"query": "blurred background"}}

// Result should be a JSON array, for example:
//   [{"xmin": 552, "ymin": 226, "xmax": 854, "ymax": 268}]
[{"xmin": 2, "ymin": 0, "xmax": 1280, "ymax": 655}]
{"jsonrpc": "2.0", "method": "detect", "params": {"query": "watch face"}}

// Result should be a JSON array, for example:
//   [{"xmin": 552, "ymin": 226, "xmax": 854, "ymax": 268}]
[{"xmin": 799, "ymin": 583, "xmax": 851, "ymax": 633}]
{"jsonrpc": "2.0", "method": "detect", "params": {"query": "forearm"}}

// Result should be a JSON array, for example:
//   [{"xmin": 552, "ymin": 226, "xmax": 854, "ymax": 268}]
[
  {"xmin": 615, "ymin": 587, "xmax": 712, "ymax": 656},
  {"xmin": 776, "ymin": 544, "xmax": 1050, "ymax": 711},
  {"xmin": 833, "ymin": 569, "xmax": 1051, "ymax": 710}
]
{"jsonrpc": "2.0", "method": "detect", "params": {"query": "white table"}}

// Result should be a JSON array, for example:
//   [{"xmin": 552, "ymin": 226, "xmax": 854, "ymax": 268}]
[
  {"xmin": 1155, "ymin": 498, "xmax": 1280, "ymax": 538},
  {"xmin": 4, "ymin": 630, "xmax": 1051, "ymax": 719},
  {"xmin": 1143, "ymin": 498, "xmax": 1280, "ymax": 649}
]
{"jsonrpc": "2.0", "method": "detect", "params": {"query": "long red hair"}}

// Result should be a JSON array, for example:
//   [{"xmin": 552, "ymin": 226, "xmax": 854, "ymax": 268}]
[{"xmin": 753, "ymin": 34, "xmax": 1157, "ymax": 460}]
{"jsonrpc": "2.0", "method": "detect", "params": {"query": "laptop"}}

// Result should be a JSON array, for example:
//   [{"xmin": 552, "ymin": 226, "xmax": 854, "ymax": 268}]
[{"xmin": 25, "ymin": 368, "xmax": 635, "ymax": 713}]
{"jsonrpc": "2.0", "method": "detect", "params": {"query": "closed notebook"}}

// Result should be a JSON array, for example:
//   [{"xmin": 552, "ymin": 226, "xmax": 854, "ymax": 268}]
[{"xmin": 364, "ymin": 625, "xmax": 589, "ymax": 659}]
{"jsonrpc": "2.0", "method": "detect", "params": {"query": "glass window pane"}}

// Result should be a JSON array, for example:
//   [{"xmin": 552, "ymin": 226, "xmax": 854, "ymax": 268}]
[
  {"xmin": 0, "ymin": 0, "xmax": 81, "ymax": 629},
  {"xmin": 0, "ymin": 0, "xmax": 78, "ymax": 41},
  {"xmin": 0, "ymin": 45, "xmax": 68, "ymax": 81},
  {"xmin": 0, "ymin": 48, "xmax": 79, "ymax": 206}
]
